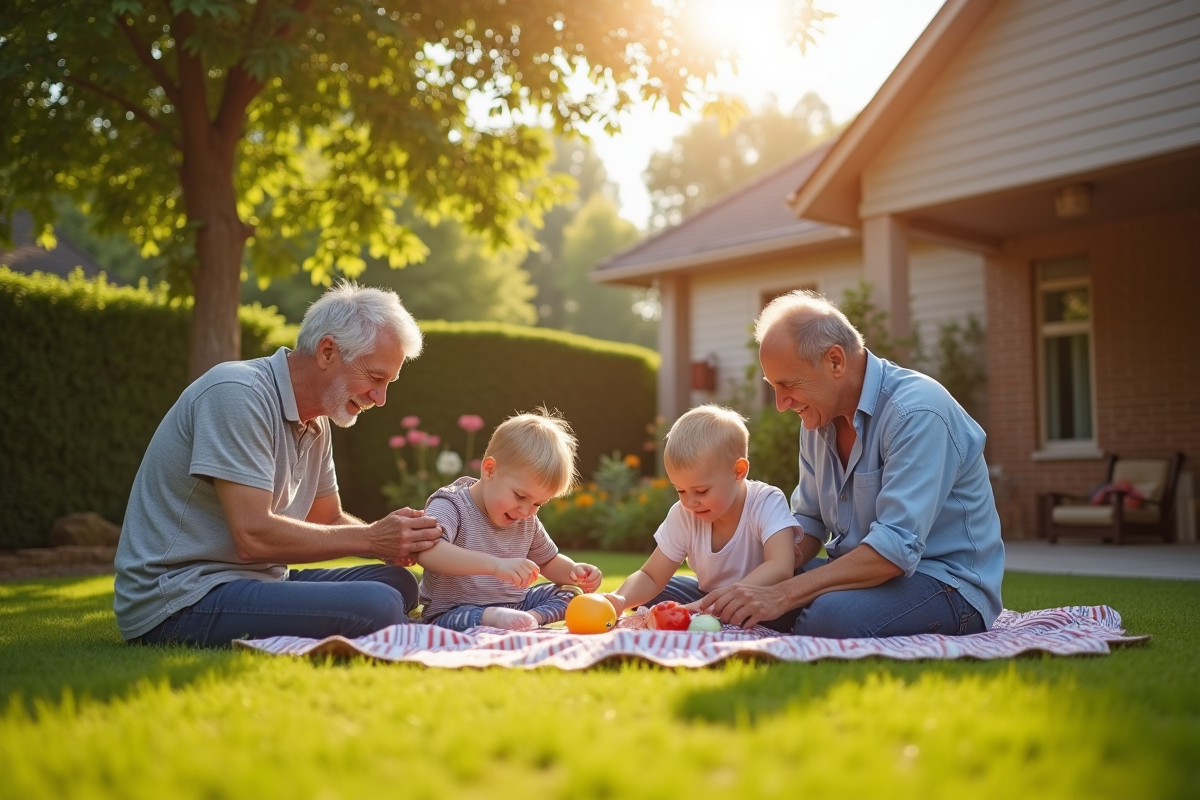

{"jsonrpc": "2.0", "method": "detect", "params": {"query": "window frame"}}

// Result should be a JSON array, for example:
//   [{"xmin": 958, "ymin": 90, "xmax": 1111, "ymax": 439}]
[{"xmin": 1033, "ymin": 257, "xmax": 1101, "ymax": 461}]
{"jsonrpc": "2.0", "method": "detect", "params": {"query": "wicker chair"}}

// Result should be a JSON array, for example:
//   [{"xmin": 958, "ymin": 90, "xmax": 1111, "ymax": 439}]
[{"xmin": 1039, "ymin": 452, "xmax": 1186, "ymax": 544}]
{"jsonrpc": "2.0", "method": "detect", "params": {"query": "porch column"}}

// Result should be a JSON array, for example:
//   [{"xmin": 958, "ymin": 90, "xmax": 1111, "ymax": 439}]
[
  {"xmin": 655, "ymin": 273, "xmax": 691, "ymax": 422},
  {"xmin": 862, "ymin": 214, "xmax": 911, "ymax": 349}
]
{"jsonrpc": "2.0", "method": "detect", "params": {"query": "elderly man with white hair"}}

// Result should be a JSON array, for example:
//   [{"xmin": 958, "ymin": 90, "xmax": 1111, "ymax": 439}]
[
  {"xmin": 698, "ymin": 290, "xmax": 1005, "ymax": 638},
  {"xmin": 115, "ymin": 283, "xmax": 443, "ymax": 647}
]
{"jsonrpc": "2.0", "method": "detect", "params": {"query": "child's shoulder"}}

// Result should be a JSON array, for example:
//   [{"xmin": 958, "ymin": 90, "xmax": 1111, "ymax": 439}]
[
  {"xmin": 743, "ymin": 480, "xmax": 791, "ymax": 514},
  {"xmin": 427, "ymin": 476, "xmax": 477, "ymax": 505}
]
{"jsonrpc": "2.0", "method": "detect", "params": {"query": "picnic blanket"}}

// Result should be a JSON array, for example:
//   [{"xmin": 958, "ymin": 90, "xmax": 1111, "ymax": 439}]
[{"xmin": 233, "ymin": 605, "xmax": 1148, "ymax": 669}]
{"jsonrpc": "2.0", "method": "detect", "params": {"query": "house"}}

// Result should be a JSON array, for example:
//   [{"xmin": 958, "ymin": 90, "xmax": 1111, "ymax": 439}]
[
  {"xmin": 0, "ymin": 210, "xmax": 110, "ymax": 281},
  {"xmin": 596, "ymin": 0, "xmax": 1199, "ymax": 541},
  {"xmin": 592, "ymin": 145, "xmax": 988, "ymax": 421}
]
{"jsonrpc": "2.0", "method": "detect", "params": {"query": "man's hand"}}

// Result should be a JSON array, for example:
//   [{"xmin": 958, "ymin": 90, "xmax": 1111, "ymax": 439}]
[
  {"xmin": 493, "ymin": 558, "xmax": 540, "ymax": 588},
  {"xmin": 690, "ymin": 582, "xmax": 793, "ymax": 630},
  {"xmin": 568, "ymin": 562, "xmax": 603, "ymax": 593},
  {"xmin": 369, "ymin": 507, "xmax": 442, "ymax": 566}
]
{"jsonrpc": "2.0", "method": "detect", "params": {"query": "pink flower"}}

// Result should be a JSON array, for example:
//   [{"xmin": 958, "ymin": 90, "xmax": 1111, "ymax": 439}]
[
  {"xmin": 457, "ymin": 414, "xmax": 485, "ymax": 433},
  {"xmin": 388, "ymin": 435, "xmax": 406, "ymax": 449},
  {"xmin": 406, "ymin": 429, "xmax": 426, "ymax": 446},
  {"xmin": 401, "ymin": 415, "xmax": 421, "ymax": 429},
  {"xmin": 469, "ymin": 459, "xmax": 482, "ymax": 472},
  {"xmin": 426, "ymin": 435, "xmax": 441, "ymax": 448}
]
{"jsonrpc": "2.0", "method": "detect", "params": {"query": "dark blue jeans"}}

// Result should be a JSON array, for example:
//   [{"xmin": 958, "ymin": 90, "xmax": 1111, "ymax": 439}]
[
  {"xmin": 792, "ymin": 559, "xmax": 985, "ymax": 638},
  {"xmin": 133, "ymin": 564, "xmax": 419, "ymax": 648},
  {"xmin": 651, "ymin": 560, "xmax": 984, "ymax": 638}
]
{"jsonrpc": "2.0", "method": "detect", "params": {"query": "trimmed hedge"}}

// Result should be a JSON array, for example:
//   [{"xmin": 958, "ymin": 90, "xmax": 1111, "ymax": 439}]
[
  {"xmin": 333, "ymin": 321, "xmax": 658, "ymax": 523},
  {"xmin": 0, "ymin": 269, "xmax": 658, "ymax": 547},
  {"xmin": 0, "ymin": 268, "xmax": 293, "ymax": 549}
]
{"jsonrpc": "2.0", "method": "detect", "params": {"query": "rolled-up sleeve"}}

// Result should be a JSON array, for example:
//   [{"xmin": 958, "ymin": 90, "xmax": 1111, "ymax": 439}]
[
  {"xmin": 863, "ymin": 409, "xmax": 964, "ymax": 576},
  {"xmin": 790, "ymin": 443, "xmax": 828, "ymax": 544}
]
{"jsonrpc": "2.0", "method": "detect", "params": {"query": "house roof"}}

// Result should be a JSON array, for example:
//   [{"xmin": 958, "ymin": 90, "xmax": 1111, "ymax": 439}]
[
  {"xmin": 593, "ymin": 143, "xmax": 854, "ymax": 286},
  {"xmin": 788, "ymin": 0, "xmax": 1000, "ymax": 227},
  {"xmin": 0, "ymin": 210, "xmax": 111, "ymax": 281}
]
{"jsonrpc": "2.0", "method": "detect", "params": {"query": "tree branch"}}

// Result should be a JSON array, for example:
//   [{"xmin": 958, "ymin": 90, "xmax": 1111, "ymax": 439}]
[
  {"xmin": 170, "ymin": 11, "xmax": 213, "ymax": 147},
  {"xmin": 214, "ymin": 0, "xmax": 315, "ymax": 141},
  {"xmin": 63, "ymin": 75, "xmax": 179, "ymax": 146},
  {"xmin": 118, "ymin": 16, "xmax": 183, "ymax": 108}
]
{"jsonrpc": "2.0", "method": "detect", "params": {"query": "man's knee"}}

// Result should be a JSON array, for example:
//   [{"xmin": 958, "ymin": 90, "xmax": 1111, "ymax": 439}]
[
  {"xmin": 341, "ymin": 582, "xmax": 412, "ymax": 634},
  {"xmin": 791, "ymin": 593, "xmax": 872, "ymax": 638},
  {"xmin": 369, "ymin": 566, "xmax": 420, "ymax": 611}
]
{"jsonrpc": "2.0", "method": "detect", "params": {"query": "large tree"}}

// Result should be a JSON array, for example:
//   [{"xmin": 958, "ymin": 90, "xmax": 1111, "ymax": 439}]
[{"xmin": 1, "ymin": 1, "xmax": 831, "ymax": 377}]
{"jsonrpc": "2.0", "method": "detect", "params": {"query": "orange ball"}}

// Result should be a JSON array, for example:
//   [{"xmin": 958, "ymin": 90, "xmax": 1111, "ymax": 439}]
[{"xmin": 565, "ymin": 593, "xmax": 617, "ymax": 634}]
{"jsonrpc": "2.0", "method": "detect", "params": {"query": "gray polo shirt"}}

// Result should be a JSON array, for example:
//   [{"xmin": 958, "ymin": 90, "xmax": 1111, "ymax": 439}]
[{"xmin": 114, "ymin": 347, "xmax": 338, "ymax": 640}]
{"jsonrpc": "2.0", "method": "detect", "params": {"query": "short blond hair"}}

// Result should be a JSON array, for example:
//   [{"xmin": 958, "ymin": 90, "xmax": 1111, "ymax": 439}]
[
  {"xmin": 483, "ymin": 408, "xmax": 580, "ymax": 497},
  {"xmin": 663, "ymin": 405, "xmax": 748, "ymax": 471}
]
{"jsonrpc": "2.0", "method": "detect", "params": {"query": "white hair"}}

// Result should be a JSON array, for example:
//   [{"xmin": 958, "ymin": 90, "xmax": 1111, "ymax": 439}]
[
  {"xmin": 295, "ymin": 281, "xmax": 423, "ymax": 363},
  {"xmin": 754, "ymin": 289, "xmax": 864, "ymax": 365}
]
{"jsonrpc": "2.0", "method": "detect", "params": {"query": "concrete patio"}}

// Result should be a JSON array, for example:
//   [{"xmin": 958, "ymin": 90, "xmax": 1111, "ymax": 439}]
[{"xmin": 1004, "ymin": 541, "xmax": 1200, "ymax": 581}]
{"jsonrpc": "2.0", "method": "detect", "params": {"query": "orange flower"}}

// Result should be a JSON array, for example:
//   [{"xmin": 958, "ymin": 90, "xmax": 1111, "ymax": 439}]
[
  {"xmin": 574, "ymin": 493, "xmax": 596, "ymax": 508},
  {"xmin": 624, "ymin": 454, "xmax": 641, "ymax": 469}
]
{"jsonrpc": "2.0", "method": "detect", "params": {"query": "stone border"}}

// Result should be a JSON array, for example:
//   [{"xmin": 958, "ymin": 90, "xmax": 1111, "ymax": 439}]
[{"xmin": 0, "ymin": 546, "xmax": 117, "ymax": 582}]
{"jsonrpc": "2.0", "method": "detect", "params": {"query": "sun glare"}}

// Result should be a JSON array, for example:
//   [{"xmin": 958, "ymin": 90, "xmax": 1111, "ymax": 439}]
[{"xmin": 688, "ymin": 0, "xmax": 792, "ymax": 62}]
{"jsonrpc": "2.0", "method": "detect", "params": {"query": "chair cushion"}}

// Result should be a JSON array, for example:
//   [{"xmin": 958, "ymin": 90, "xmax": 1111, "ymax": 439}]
[
  {"xmin": 1112, "ymin": 459, "xmax": 1168, "ymax": 501},
  {"xmin": 1052, "ymin": 505, "xmax": 1161, "ymax": 526},
  {"xmin": 1090, "ymin": 479, "xmax": 1145, "ymax": 509}
]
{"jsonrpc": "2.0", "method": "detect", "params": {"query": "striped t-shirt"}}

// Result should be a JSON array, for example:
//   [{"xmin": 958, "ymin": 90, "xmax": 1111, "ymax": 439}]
[{"xmin": 418, "ymin": 476, "xmax": 559, "ymax": 620}]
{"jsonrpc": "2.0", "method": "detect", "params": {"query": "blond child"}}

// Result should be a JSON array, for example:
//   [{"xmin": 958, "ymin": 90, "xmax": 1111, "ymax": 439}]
[
  {"xmin": 416, "ymin": 409, "xmax": 603, "ymax": 631},
  {"xmin": 606, "ymin": 405, "xmax": 804, "ymax": 628}
]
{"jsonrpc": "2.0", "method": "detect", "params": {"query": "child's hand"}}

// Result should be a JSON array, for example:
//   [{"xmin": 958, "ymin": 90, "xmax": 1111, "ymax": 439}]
[
  {"xmin": 493, "ymin": 558, "xmax": 540, "ymax": 589},
  {"xmin": 569, "ymin": 562, "xmax": 603, "ymax": 593},
  {"xmin": 603, "ymin": 593, "xmax": 627, "ymax": 617}
]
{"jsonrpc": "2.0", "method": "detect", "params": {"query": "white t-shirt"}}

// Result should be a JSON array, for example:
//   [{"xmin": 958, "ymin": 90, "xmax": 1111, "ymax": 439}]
[{"xmin": 653, "ymin": 479, "xmax": 800, "ymax": 592}]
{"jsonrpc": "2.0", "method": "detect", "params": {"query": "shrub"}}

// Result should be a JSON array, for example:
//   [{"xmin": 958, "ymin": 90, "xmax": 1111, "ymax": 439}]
[
  {"xmin": 747, "ymin": 407, "xmax": 802, "ymax": 498},
  {"xmin": 0, "ymin": 270, "xmax": 658, "ymax": 548},
  {"xmin": 538, "ymin": 450, "xmax": 675, "ymax": 553},
  {"xmin": 0, "ymin": 268, "xmax": 289, "ymax": 549},
  {"xmin": 333, "ymin": 321, "xmax": 658, "ymax": 523}
]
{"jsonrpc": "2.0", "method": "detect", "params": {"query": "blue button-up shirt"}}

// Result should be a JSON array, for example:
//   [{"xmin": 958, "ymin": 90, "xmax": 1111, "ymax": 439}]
[{"xmin": 791, "ymin": 351, "xmax": 1005, "ymax": 628}]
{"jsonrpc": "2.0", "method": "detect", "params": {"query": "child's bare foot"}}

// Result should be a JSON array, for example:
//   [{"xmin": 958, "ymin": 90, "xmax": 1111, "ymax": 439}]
[{"xmin": 480, "ymin": 607, "xmax": 538, "ymax": 631}]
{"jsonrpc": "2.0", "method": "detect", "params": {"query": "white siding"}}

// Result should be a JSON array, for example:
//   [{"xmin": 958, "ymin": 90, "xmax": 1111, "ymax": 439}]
[
  {"xmin": 687, "ymin": 244, "xmax": 985, "ymax": 407},
  {"xmin": 862, "ymin": 0, "xmax": 1200, "ymax": 217}
]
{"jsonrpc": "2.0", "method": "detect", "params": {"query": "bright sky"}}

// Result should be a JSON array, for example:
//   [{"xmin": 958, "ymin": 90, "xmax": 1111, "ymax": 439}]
[{"xmin": 583, "ymin": 0, "xmax": 947, "ymax": 228}]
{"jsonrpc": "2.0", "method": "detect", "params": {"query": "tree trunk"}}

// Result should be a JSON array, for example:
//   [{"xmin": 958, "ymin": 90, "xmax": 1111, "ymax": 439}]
[{"xmin": 180, "ymin": 142, "xmax": 248, "ymax": 381}]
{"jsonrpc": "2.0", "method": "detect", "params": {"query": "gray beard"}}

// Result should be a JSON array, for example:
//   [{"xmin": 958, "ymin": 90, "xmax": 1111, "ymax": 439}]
[{"xmin": 321, "ymin": 375, "xmax": 359, "ymax": 428}]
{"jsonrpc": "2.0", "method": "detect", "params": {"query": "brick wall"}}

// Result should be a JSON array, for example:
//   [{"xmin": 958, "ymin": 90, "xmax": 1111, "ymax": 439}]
[{"xmin": 985, "ymin": 205, "xmax": 1200, "ymax": 539}]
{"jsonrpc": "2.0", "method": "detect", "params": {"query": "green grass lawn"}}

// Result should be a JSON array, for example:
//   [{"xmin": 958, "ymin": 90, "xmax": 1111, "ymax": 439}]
[{"xmin": 1, "ymin": 553, "xmax": 1197, "ymax": 800}]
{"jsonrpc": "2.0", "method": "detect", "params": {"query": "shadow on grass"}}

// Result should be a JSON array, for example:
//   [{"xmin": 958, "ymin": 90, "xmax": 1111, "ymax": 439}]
[{"xmin": 0, "ymin": 576, "xmax": 253, "ymax": 712}]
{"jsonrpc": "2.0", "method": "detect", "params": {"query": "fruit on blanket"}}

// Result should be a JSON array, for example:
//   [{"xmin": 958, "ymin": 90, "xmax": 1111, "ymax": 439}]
[
  {"xmin": 565, "ymin": 593, "xmax": 617, "ymax": 634},
  {"xmin": 687, "ymin": 614, "xmax": 722, "ymax": 632},
  {"xmin": 650, "ymin": 600, "xmax": 692, "ymax": 631}
]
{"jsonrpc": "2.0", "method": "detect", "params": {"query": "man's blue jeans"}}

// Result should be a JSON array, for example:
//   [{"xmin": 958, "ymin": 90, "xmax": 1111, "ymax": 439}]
[
  {"xmin": 133, "ymin": 564, "xmax": 419, "ymax": 648},
  {"xmin": 650, "ymin": 559, "xmax": 985, "ymax": 638}
]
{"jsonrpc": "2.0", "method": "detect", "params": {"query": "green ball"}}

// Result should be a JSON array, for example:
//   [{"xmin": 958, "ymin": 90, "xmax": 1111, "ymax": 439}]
[{"xmin": 687, "ymin": 614, "xmax": 722, "ymax": 632}]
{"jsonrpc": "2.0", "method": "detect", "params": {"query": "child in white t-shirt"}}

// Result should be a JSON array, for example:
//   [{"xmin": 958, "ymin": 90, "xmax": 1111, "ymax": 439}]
[{"xmin": 606, "ymin": 405, "xmax": 803, "ymax": 627}]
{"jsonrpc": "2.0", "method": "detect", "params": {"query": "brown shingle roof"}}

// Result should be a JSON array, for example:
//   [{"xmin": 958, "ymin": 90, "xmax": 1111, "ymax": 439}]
[
  {"xmin": 593, "ymin": 142, "xmax": 852, "ymax": 285},
  {"xmin": 0, "ymin": 211, "xmax": 112, "ymax": 282}
]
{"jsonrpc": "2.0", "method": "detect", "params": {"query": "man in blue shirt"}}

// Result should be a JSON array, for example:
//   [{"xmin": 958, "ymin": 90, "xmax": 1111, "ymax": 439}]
[{"xmin": 699, "ymin": 290, "xmax": 1004, "ymax": 637}]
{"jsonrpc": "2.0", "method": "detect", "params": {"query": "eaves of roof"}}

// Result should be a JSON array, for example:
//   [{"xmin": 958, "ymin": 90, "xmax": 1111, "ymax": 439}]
[{"xmin": 787, "ymin": 0, "xmax": 999, "ymax": 226}]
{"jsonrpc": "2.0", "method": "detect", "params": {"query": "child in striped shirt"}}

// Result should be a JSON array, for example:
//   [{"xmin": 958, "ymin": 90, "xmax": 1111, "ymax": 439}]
[{"xmin": 415, "ymin": 409, "xmax": 603, "ymax": 631}]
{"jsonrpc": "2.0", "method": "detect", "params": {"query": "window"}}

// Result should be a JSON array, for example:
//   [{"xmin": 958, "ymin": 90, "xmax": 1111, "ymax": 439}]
[{"xmin": 1036, "ymin": 257, "xmax": 1096, "ymax": 453}]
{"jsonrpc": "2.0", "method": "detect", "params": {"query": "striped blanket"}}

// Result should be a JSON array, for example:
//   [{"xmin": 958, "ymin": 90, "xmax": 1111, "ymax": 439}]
[{"xmin": 233, "ymin": 605, "xmax": 1147, "ymax": 669}]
